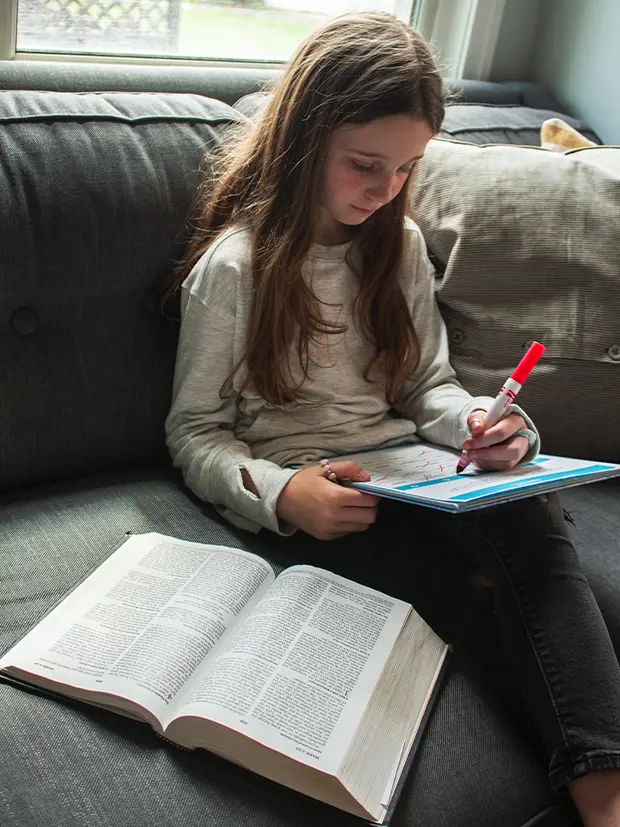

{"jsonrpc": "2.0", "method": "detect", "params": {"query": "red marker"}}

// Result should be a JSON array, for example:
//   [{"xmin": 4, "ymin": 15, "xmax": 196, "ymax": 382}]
[{"xmin": 456, "ymin": 341, "xmax": 546, "ymax": 474}]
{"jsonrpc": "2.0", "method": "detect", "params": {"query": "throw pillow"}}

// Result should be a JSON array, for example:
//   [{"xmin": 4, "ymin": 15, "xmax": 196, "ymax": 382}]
[
  {"xmin": 541, "ymin": 117, "xmax": 596, "ymax": 151},
  {"xmin": 565, "ymin": 146, "xmax": 620, "ymax": 175},
  {"xmin": 409, "ymin": 138, "xmax": 620, "ymax": 462}
]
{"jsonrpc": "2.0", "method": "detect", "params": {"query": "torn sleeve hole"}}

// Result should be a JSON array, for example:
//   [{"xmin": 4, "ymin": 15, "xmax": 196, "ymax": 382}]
[{"xmin": 240, "ymin": 467, "xmax": 261, "ymax": 499}]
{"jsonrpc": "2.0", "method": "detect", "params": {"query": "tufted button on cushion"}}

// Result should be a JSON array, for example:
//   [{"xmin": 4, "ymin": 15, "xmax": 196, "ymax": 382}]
[{"xmin": 11, "ymin": 307, "xmax": 39, "ymax": 335}]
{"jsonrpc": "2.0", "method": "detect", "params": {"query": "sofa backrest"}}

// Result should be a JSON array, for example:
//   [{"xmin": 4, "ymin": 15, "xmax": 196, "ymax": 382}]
[
  {"xmin": 0, "ymin": 61, "xmax": 563, "ymax": 111},
  {"xmin": 0, "ymin": 63, "xmax": 278, "ymax": 107},
  {"xmin": 0, "ymin": 90, "xmax": 246, "ymax": 493}
]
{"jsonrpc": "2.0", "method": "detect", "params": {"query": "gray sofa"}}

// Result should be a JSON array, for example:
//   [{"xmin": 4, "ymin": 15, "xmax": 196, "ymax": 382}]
[{"xmin": 1, "ymin": 62, "xmax": 617, "ymax": 827}]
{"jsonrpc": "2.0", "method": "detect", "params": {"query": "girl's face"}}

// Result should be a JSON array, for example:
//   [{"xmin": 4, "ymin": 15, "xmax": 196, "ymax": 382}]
[{"xmin": 315, "ymin": 114, "xmax": 433, "ymax": 245}]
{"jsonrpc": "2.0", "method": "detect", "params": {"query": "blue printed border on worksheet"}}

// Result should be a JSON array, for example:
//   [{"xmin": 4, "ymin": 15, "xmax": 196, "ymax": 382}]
[{"xmin": 449, "ymin": 463, "xmax": 615, "ymax": 502}]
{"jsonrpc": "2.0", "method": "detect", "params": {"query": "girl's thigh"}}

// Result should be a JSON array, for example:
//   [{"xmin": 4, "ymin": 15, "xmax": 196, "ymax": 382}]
[
  {"xmin": 278, "ymin": 498, "xmax": 494, "ymax": 648},
  {"xmin": 273, "ymin": 497, "xmax": 548, "ymax": 743}
]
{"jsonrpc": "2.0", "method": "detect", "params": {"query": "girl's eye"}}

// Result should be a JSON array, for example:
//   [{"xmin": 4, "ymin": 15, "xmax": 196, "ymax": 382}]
[{"xmin": 351, "ymin": 161, "xmax": 375, "ymax": 173}]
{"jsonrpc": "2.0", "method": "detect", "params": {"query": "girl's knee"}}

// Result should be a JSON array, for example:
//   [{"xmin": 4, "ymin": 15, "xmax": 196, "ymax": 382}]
[
  {"xmin": 473, "ymin": 495, "xmax": 578, "ymax": 572},
  {"xmin": 492, "ymin": 491, "xmax": 566, "ymax": 528}
]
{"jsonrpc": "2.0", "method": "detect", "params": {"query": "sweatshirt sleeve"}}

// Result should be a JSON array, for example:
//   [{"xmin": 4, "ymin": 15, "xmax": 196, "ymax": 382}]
[
  {"xmin": 165, "ymin": 247, "xmax": 300, "ymax": 536},
  {"xmin": 399, "ymin": 226, "xmax": 540, "ymax": 464}
]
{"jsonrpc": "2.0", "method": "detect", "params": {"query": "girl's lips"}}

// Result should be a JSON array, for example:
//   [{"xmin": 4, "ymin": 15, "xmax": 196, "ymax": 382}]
[{"xmin": 352, "ymin": 205, "xmax": 374, "ymax": 215}]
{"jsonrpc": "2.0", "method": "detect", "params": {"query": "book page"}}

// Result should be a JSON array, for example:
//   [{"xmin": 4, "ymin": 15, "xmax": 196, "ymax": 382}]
[
  {"xmin": 0, "ymin": 534, "xmax": 275, "ymax": 725},
  {"xmin": 166, "ymin": 565, "xmax": 410, "ymax": 774}
]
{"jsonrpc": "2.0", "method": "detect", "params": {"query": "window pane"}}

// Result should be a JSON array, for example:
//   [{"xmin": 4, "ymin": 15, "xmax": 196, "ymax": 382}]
[{"xmin": 16, "ymin": 0, "xmax": 414, "ymax": 61}]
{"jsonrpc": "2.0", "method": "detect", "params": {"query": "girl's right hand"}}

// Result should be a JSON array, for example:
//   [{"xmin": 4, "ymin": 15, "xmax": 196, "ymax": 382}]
[{"xmin": 276, "ymin": 461, "xmax": 380, "ymax": 541}]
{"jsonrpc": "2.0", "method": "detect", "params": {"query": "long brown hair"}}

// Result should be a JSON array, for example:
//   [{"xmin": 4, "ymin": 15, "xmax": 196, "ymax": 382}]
[{"xmin": 161, "ymin": 11, "xmax": 445, "ymax": 409}]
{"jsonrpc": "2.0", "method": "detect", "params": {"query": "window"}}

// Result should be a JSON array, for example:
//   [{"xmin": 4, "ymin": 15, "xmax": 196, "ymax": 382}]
[
  {"xmin": 11, "ymin": 0, "xmax": 422, "ymax": 62},
  {"xmin": 415, "ymin": 0, "xmax": 506, "ymax": 80}
]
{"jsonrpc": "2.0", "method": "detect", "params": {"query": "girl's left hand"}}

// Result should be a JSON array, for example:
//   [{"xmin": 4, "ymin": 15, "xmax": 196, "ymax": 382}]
[{"xmin": 461, "ymin": 411, "xmax": 529, "ymax": 472}]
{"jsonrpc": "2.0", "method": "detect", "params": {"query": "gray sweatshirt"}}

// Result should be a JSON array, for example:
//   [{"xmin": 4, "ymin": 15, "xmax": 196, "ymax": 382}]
[{"xmin": 165, "ymin": 220, "xmax": 539, "ymax": 535}]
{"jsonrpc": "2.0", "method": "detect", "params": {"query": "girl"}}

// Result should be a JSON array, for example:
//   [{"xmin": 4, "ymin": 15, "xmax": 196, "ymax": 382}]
[{"xmin": 163, "ymin": 12, "xmax": 620, "ymax": 826}]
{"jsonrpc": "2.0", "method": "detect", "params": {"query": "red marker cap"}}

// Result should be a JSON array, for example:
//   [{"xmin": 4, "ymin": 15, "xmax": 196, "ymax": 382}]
[{"xmin": 511, "ymin": 341, "xmax": 546, "ymax": 385}]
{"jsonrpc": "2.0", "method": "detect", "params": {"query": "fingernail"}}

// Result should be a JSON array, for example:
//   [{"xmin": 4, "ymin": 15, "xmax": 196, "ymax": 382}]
[{"xmin": 359, "ymin": 472, "xmax": 370, "ymax": 480}]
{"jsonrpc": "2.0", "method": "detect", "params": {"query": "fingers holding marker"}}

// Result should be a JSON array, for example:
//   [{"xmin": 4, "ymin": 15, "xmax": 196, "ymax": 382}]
[
  {"xmin": 456, "ymin": 341, "xmax": 545, "ymax": 474},
  {"xmin": 467, "ymin": 434, "xmax": 530, "ymax": 470},
  {"xmin": 462, "ymin": 413, "xmax": 527, "ymax": 451}
]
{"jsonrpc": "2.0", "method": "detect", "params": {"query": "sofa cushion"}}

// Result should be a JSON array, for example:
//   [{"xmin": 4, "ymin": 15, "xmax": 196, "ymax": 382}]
[
  {"xmin": 0, "ymin": 90, "xmax": 247, "ymax": 494},
  {"xmin": 410, "ymin": 139, "xmax": 620, "ymax": 462},
  {"xmin": 0, "ymin": 468, "xmax": 587, "ymax": 827},
  {"xmin": 233, "ymin": 91, "xmax": 600, "ymax": 147},
  {"xmin": 438, "ymin": 103, "xmax": 600, "ymax": 146},
  {"xmin": 439, "ymin": 103, "xmax": 600, "ymax": 146}
]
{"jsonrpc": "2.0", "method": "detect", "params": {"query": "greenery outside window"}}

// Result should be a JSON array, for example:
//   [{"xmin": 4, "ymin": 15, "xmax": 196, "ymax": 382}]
[{"xmin": 11, "ymin": 0, "xmax": 422, "ymax": 62}]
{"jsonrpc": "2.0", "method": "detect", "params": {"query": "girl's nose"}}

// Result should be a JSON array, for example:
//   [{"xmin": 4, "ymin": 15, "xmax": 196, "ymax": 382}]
[{"xmin": 367, "ymin": 174, "xmax": 399, "ymax": 204}]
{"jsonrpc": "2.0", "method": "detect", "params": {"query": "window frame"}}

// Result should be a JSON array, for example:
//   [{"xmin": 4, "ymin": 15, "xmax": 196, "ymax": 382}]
[
  {"xmin": 0, "ymin": 0, "xmax": 503, "ymax": 79},
  {"xmin": 417, "ymin": 0, "xmax": 507, "ymax": 80},
  {"xmin": 0, "ymin": 0, "xmax": 18, "ymax": 59}
]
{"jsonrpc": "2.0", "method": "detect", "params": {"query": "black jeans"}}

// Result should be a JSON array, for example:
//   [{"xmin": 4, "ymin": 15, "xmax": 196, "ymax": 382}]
[{"xmin": 269, "ymin": 492, "xmax": 620, "ymax": 793}]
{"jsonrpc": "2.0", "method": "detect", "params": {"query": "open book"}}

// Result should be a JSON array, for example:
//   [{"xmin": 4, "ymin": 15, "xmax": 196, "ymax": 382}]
[
  {"xmin": 0, "ymin": 532, "xmax": 449, "ymax": 824},
  {"xmin": 337, "ymin": 442, "xmax": 620, "ymax": 513}
]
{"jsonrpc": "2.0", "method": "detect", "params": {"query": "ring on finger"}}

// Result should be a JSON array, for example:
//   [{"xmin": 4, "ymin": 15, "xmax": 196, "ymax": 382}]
[{"xmin": 319, "ymin": 458, "xmax": 338, "ymax": 483}]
